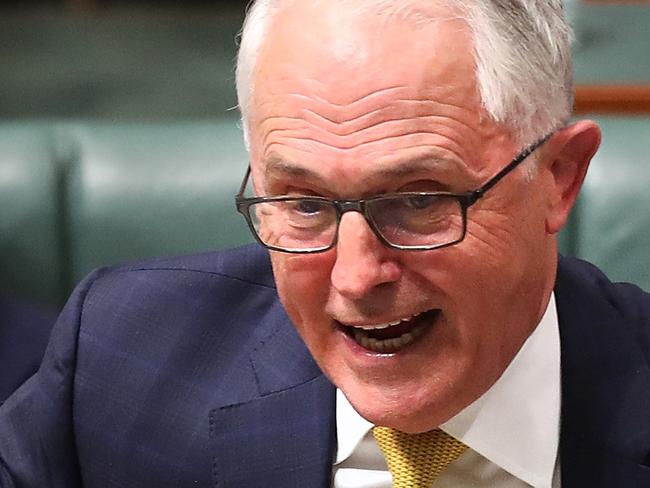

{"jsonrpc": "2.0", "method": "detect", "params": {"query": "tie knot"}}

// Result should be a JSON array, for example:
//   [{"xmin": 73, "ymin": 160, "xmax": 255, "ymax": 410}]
[{"xmin": 372, "ymin": 426, "xmax": 468, "ymax": 487}]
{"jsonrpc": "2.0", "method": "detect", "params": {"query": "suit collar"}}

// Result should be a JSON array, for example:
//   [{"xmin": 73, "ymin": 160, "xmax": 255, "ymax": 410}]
[
  {"xmin": 556, "ymin": 256, "xmax": 650, "ymax": 485},
  {"xmin": 248, "ymin": 309, "xmax": 324, "ymax": 396}
]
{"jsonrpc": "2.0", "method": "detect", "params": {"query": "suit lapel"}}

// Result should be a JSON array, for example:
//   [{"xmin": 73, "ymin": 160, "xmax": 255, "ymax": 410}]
[
  {"xmin": 210, "ymin": 310, "xmax": 336, "ymax": 488},
  {"xmin": 556, "ymin": 257, "xmax": 650, "ymax": 486},
  {"xmin": 210, "ymin": 375, "xmax": 336, "ymax": 488},
  {"xmin": 560, "ymin": 437, "xmax": 650, "ymax": 486}
]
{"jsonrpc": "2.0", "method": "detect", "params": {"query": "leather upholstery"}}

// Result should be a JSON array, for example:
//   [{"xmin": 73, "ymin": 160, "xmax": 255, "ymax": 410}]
[
  {"xmin": 0, "ymin": 124, "xmax": 65, "ymax": 305},
  {"xmin": 0, "ymin": 120, "xmax": 252, "ymax": 307},
  {"xmin": 563, "ymin": 116, "xmax": 650, "ymax": 288},
  {"xmin": 64, "ymin": 122, "xmax": 251, "ymax": 286}
]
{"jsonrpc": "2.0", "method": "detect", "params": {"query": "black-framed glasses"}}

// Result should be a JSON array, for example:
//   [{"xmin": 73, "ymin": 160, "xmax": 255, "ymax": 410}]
[{"xmin": 235, "ymin": 132, "xmax": 553, "ymax": 253}]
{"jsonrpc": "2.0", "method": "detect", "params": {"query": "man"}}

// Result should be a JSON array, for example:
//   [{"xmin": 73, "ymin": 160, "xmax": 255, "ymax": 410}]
[{"xmin": 1, "ymin": 0, "xmax": 649, "ymax": 487}]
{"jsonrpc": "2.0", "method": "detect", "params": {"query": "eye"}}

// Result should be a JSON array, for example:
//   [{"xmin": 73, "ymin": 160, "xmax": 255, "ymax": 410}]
[
  {"xmin": 293, "ymin": 199, "xmax": 328, "ymax": 215},
  {"xmin": 281, "ymin": 199, "xmax": 335, "ymax": 231},
  {"xmin": 405, "ymin": 194, "xmax": 437, "ymax": 210}
]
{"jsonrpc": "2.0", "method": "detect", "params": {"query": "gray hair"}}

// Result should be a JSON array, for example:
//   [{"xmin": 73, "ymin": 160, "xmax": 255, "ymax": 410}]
[{"xmin": 235, "ymin": 0, "xmax": 574, "ymax": 147}]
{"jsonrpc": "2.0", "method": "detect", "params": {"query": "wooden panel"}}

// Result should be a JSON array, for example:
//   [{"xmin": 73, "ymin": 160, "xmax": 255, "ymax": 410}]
[{"xmin": 574, "ymin": 84, "xmax": 650, "ymax": 114}]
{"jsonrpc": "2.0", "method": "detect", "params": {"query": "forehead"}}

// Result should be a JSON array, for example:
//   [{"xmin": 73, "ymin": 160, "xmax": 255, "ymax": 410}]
[
  {"xmin": 254, "ymin": 2, "xmax": 472, "ymax": 103},
  {"xmin": 248, "ymin": 1, "xmax": 511, "ymax": 189}
]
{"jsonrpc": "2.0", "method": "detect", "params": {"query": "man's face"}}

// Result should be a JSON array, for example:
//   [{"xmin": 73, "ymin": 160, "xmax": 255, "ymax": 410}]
[{"xmin": 247, "ymin": 3, "xmax": 558, "ymax": 432}]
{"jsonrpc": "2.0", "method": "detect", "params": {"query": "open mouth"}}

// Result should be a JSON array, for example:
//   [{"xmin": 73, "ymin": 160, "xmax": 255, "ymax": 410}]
[{"xmin": 340, "ymin": 309, "xmax": 441, "ymax": 354}]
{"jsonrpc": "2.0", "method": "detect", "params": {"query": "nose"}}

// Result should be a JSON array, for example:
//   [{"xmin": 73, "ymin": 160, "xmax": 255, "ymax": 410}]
[{"xmin": 330, "ymin": 212, "xmax": 402, "ymax": 299}]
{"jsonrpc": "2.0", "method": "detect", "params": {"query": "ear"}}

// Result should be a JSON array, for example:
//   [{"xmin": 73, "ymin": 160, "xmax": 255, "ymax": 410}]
[{"xmin": 543, "ymin": 120, "xmax": 601, "ymax": 234}]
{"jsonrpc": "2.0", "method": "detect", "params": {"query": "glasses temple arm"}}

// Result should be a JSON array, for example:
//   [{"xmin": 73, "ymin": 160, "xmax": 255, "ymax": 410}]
[
  {"xmin": 469, "ymin": 132, "xmax": 554, "ymax": 203},
  {"xmin": 237, "ymin": 165, "xmax": 252, "ymax": 197}
]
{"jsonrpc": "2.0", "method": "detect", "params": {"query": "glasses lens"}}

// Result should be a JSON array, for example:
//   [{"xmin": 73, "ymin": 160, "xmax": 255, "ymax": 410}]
[
  {"xmin": 248, "ymin": 198, "xmax": 338, "ymax": 251},
  {"xmin": 369, "ymin": 194, "xmax": 464, "ymax": 248}
]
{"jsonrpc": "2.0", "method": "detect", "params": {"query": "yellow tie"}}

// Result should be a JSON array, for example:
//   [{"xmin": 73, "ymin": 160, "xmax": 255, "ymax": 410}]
[{"xmin": 372, "ymin": 426, "xmax": 468, "ymax": 487}]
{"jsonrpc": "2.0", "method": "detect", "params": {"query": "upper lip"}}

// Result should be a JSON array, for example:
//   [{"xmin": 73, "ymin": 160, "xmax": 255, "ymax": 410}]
[{"xmin": 337, "ymin": 309, "xmax": 435, "ymax": 330}]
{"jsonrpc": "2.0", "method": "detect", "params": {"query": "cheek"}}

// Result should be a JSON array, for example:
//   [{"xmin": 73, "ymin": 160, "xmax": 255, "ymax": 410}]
[
  {"xmin": 422, "ymin": 208, "xmax": 549, "ymax": 358},
  {"xmin": 459, "ymin": 221, "xmax": 540, "ymax": 310},
  {"xmin": 463, "ymin": 202, "xmax": 546, "ymax": 275},
  {"xmin": 408, "ymin": 217, "xmax": 532, "ymax": 329},
  {"xmin": 270, "ymin": 252, "xmax": 335, "ymax": 328}
]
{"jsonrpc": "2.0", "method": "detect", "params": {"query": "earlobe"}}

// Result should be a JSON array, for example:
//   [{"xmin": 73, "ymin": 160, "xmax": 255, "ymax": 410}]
[{"xmin": 545, "ymin": 120, "xmax": 601, "ymax": 234}]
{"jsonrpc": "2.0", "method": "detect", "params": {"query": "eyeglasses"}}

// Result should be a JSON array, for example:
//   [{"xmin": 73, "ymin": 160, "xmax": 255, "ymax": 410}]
[{"xmin": 235, "ymin": 133, "xmax": 552, "ymax": 253}]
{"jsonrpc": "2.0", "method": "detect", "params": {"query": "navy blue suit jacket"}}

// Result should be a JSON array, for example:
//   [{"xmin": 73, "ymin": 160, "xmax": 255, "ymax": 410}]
[
  {"xmin": 1, "ymin": 244, "xmax": 649, "ymax": 487},
  {"xmin": 0, "ymin": 296, "xmax": 56, "ymax": 404}
]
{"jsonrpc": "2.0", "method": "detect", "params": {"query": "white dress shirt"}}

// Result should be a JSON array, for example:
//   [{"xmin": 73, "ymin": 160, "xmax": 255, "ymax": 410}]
[{"xmin": 333, "ymin": 294, "xmax": 562, "ymax": 488}]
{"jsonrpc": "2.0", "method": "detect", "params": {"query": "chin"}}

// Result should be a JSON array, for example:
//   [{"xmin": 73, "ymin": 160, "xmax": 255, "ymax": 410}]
[
  {"xmin": 339, "ymin": 377, "xmax": 461, "ymax": 433},
  {"xmin": 354, "ymin": 398, "xmax": 445, "ymax": 434}
]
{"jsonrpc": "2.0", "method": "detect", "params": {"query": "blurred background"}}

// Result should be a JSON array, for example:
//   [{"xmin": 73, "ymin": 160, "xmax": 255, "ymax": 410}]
[
  {"xmin": 0, "ymin": 0, "xmax": 648, "ymax": 120},
  {"xmin": 0, "ymin": 0, "xmax": 246, "ymax": 120},
  {"xmin": 1, "ymin": 0, "xmax": 649, "ymax": 310}
]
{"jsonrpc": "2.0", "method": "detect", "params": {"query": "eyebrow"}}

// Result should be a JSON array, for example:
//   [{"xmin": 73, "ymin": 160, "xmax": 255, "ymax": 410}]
[
  {"xmin": 264, "ymin": 154, "xmax": 321, "ymax": 180},
  {"xmin": 262, "ymin": 150, "xmax": 474, "ymax": 189}
]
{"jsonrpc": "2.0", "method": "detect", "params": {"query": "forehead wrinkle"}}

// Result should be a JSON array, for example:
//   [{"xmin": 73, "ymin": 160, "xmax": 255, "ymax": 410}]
[
  {"xmin": 308, "ymin": 85, "xmax": 406, "ymax": 108},
  {"xmin": 299, "ymin": 111, "xmax": 473, "ymax": 140},
  {"xmin": 300, "ymin": 98, "xmax": 471, "ymax": 135},
  {"xmin": 260, "ymin": 110, "xmax": 479, "ymax": 158},
  {"xmin": 256, "ymin": 88, "xmax": 480, "ymax": 142},
  {"xmin": 302, "ymin": 107, "xmax": 384, "ymax": 126},
  {"xmin": 256, "ymin": 85, "xmax": 413, "ymax": 126},
  {"xmin": 266, "ymin": 129, "xmax": 452, "ymax": 152}
]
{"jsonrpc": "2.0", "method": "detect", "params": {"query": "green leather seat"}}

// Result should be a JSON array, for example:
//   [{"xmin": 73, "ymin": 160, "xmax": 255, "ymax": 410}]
[
  {"xmin": 0, "ymin": 120, "xmax": 252, "ymax": 307},
  {"xmin": 0, "ymin": 124, "xmax": 65, "ymax": 305},
  {"xmin": 64, "ymin": 121, "xmax": 252, "ymax": 287},
  {"xmin": 563, "ymin": 117, "xmax": 650, "ymax": 289}
]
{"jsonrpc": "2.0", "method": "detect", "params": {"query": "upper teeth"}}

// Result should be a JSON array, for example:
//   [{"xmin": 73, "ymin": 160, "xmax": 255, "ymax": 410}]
[{"xmin": 351, "ymin": 312, "xmax": 422, "ymax": 330}]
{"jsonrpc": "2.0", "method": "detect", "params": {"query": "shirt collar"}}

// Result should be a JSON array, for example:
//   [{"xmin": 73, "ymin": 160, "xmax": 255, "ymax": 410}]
[
  {"xmin": 335, "ymin": 293, "xmax": 561, "ymax": 488},
  {"xmin": 335, "ymin": 386, "xmax": 375, "ymax": 464}
]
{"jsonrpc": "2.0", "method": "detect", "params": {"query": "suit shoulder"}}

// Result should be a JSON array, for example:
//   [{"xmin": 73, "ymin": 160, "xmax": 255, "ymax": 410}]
[
  {"xmin": 102, "ymin": 243, "xmax": 275, "ymax": 289},
  {"xmin": 558, "ymin": 256, "xmax": 650, "ymax": 315},
  {"xmin": 69, "ymin": 244, "xmax": 280, "ymax": 340},
  {"xmin": 557, "ymin": 256, "xmax": 650, "ymax": 352},
  {"xmin": 67, "ymin": 244, "xmax": 286, "ymax": 403}
]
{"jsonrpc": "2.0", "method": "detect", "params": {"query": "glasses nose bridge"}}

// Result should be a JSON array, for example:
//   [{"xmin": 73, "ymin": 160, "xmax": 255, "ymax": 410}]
[
  {"xmin": 335, "ymin": 199, "xmax": 366, "ymax": 216},
  {"xmin": 333, "ymin": 198, "xmax": 379, "ymax": 237}
]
